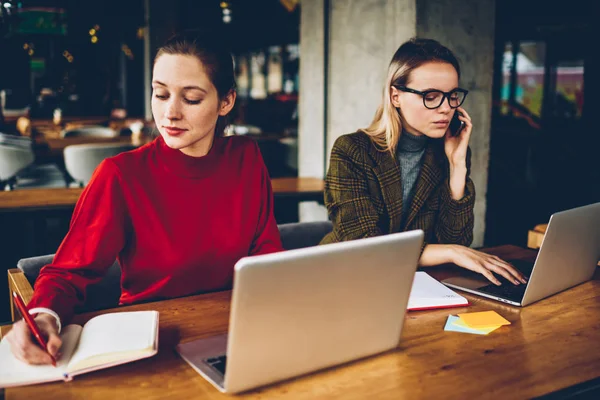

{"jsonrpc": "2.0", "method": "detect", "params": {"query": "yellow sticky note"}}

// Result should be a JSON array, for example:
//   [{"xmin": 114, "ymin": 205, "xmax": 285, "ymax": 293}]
[
  {"xmin": 457, "ymin": 311, "xmax": 511, "ymax": 329},
  {"xmin": 452, "ymin": 318, "xmax": 502, "ymax": 334}
]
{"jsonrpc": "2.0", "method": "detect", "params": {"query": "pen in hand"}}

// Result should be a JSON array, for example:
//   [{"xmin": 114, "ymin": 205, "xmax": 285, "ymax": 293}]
[{"xmin": 12, "ymin": 291, "xmax": 58, "ymax": 367}]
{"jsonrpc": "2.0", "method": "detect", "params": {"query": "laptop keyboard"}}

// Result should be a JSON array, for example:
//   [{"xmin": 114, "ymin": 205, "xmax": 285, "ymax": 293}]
[
  {"xmin": 205, "ymin": 355, "xmax": 227, "ymax": 375},
  {"xmin": 481, "ymin": 279, "xmax": 527, "ymax": 302},
  {"xmin": 479, "ymin": 259, "xmax": 534, "ymax": 302},
  {"xmin": 509, "ymin": 259, "xmax": 535, "ymax": 276}
]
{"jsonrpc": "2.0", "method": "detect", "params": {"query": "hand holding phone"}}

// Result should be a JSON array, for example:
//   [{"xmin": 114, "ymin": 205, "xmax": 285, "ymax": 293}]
[{"xmin": 449, "ymin": 111, "xmax": 465, "ymax": 137}]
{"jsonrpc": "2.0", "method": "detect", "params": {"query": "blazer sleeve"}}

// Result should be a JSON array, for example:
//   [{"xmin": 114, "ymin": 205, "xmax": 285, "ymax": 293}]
[
  {"xmin": 27, "ymin": 159, "xmax": 130, "ymax": 324},
  {"xmin": 434, "ymin": 147, "xmax": 476, "ymax": 246},
  {"xmin": 324, "ymin": 135, "xmax": 384, "ymax": 242}
]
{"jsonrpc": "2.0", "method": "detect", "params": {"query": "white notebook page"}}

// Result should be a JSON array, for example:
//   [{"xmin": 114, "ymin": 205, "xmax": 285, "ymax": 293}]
[
  {"xmin": 408, "ymin": 272, "xmax": 468, "ymax": 309},
  {"xmin": 0, "ymin": 324, "xmax": 82, "ymax": 388},
  {"xmin": 66, "ymin": 311, "xmax": 157, "ymax": 373}
]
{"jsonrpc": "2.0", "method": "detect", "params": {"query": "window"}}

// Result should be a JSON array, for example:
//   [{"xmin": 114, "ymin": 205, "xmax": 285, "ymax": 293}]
[
  {"xmin": 501, "ymin": 41, "xmax": 545, "ymax": 118},
  {"xmin": 554, "ymin": 60, "xmax": 584, "ymax": 119}
]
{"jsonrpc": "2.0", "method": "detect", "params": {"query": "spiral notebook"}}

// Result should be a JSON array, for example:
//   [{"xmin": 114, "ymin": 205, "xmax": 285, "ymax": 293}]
[{"xmin": 408, "ymin": 272, "xmax": 469, "ymax": 310}]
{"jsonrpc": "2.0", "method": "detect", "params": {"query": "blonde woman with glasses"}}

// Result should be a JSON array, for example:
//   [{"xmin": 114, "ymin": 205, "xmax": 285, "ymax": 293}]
[{"xmin": 321, "ymin": 38, "xmax": 526, "ymax": 286}]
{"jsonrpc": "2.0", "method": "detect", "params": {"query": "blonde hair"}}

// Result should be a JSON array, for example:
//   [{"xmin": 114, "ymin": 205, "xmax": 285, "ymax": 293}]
[{"xmin": 362, "ymin": 38, "xmax": 461, "ymax": 154}]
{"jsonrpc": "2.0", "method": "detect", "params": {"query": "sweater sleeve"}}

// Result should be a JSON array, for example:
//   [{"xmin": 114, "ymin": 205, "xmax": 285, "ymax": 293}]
[
  {"xmin": 248, "ymin": 145, "xmax": 283, "ymax": 256},
  {"xmin": 27, "ymin": 159, "xmax": 130, "ymax": 323},
  {"xmin": 434, "ymin": 148, "xmax": 476, "ymax": 246},
  {"xmin": 323, "ymin": 135, "xmax": 384, "ymax": 242}
]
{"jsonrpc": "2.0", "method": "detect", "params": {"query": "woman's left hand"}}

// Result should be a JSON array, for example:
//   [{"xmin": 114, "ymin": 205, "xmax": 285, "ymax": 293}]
[{"xmin": 444, "ymin": 106, "xmax": 472, "ymax": 168}]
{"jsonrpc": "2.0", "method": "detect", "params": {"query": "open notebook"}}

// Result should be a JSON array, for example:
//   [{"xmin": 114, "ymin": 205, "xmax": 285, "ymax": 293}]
[
  {"xmin": 0, "ymin": 310, "xmax": 159, "ymax": 388},
  {"xmin": 408, "ymin": 272, "xmax": 469, "ymax": 310}
]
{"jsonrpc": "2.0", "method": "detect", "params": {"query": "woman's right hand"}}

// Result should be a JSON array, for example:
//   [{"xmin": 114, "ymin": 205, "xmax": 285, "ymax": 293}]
[
  {"xmin": 420, "ymin": 244, "xmax": 528, "ymax": 286},
  {"xmin": 5, "ymin": 313, "xmax": 62, "ymax": 365},
  {"xmin": 447, "ymin": 245, "xmax": 527, "ymax": 285}
]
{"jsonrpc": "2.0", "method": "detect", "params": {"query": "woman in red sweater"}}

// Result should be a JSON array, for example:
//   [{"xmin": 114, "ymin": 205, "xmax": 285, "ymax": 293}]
[{"xmin": 6, "ymin": 31, "xmax": 283, "ymax": 364}]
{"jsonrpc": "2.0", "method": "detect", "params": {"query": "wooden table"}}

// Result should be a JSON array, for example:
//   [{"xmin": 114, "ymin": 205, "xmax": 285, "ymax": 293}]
[
  {"xmin": 3, "ymin": 245, "xmax": 599, "ymax": 399},
  {"xmin": 271, "ymin": 177, "xmax": 324, "ymax": 200},
  {"xmin": 28, "ymin": 117, "xmax": 144, "ymax": 140},
  {"xmin": 0, "ymin": 188, "xmax": 84, "ymax": 212},
  {"xmin": 0, "ymin": 178, "xmax": 324, "ymax": 213},
  {"xmin": 528, "ymin": 223, "xmax": 548, "ymax": 249},
  {"xmin": 40, "ymin": 136, "xmax": 144, "ymax": 154}
]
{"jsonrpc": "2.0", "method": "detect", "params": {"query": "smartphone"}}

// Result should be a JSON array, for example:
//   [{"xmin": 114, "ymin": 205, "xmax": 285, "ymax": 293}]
[{"xmin": 449, "ymin": 111, "xmax": 465, "ymax": 136}]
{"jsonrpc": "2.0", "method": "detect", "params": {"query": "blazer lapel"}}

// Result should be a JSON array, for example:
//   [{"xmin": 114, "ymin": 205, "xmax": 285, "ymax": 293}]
[
  {"xmin": 403, "ymin": 144, "xmax": 445, "ymax": 229},
  {"xmin": 369, "ymin": 146, "xmax": 403, "ymax": 234}
]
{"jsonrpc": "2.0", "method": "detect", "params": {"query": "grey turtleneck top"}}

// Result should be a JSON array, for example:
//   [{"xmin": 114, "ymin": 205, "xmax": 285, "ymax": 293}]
[{"xmin": 396, "ymin": 130, "xmax": 428, "ymax": 221}]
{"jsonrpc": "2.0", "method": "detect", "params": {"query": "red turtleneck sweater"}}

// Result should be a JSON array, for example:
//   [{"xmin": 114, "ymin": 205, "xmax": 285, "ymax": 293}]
[{"xmin": 28, "ymin": 135, "xmax": 283, "ymax": 323}]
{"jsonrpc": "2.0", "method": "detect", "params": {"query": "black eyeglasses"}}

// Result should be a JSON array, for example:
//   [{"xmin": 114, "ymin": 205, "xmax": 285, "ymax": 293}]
[{"xmin": 393, "ymin": 85, "xmax": 468, "ymax": 109}]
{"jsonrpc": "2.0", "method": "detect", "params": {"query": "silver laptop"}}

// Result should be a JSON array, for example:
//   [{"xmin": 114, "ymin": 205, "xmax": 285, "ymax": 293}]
[
  {"xmin": 442, "ymin": 202, "xmax": 600, "ymax": 306},
  {"xmin": 176, "ymin": 229, "xmax": 424, "ymax": 394}
]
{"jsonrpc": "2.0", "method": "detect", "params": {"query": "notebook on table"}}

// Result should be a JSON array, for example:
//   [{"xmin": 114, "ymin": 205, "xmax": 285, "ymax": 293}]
[
  {"xmin": 407, "ymin": 271, "xmax": 469, "ymax": 310},
  {"xmin": 0, "ymin": 310, "xmax": 159, "ymax": 388}
]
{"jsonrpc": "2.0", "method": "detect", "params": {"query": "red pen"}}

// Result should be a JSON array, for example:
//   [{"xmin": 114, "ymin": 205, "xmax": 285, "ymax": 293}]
[{"xmin": 12, "ymin": 291, "xmax": 57, "ymax": 367}]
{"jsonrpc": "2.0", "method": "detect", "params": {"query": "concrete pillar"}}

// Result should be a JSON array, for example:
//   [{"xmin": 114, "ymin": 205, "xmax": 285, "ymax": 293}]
[
  {"xmin": 299, "ymin": 0, "xmax": 417, "ymax": 221},
  {"xmin": 143, "ymin": 0, "xmax": 182, "ymax": 120},
  {"xmin": 327, "ymin": 0, "xmax": 417, "ymax": 153},
  {"xmin": 299, "ymin": 0, "xmax": 495, "ymax": 246},
  {"xmin": 299, "ymin": 0, "xmax": 327, "ymax": 181},
  {"xmin": 416, "ymin": 0, "xmax": 495, "ymax": 247},
  {"xmin": 298, "ymin": 0, "xmax": 329, "ymax": 221}
]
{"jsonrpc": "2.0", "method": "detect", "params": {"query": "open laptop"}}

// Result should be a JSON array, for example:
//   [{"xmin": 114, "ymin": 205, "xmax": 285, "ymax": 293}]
[
  {"xmin": 176, "ymin": 229, "xmax": 424, "ymax": 394},
  {"xmin": 442, "ymin": 202, "xmax": 600, "ymax": 306}
]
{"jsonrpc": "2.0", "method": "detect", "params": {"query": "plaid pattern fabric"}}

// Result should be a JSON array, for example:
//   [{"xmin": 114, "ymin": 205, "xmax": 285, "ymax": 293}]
[{"xmin": 320, "ymin": 131, "xmax": 475, "ymax": 247}]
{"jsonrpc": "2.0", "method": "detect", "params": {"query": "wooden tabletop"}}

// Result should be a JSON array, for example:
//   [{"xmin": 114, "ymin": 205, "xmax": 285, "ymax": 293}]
[
  {"xmin": 36, "ymin": 135, "xmax": 295, "ymax": 157},
  {"xmin": 40, "ymin": 136, "xmax": 144, "ymax": 153},
  {"xmin": 0, "ymin": 188, "xmax": 84, "ymax": 212},
  {"xmin": 28, "ymin": 117, "xmax": 145, "ymax": 140},
  {"xmin": 3, "ymin": 245, "xmax": 599, "ymax": 399},
  {"xmin": 0, "ymin": 178, "xmax": 324, "ymax": 212},
  {"xmin": 270, "ymin": 177, "xmax": 324, "ymax": 196}
]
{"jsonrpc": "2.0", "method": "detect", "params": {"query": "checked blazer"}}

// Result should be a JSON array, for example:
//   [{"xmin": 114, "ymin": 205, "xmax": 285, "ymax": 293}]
[{"xmin": 320, "ymin": 131, "xmax": 475, "ymax": 247}]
